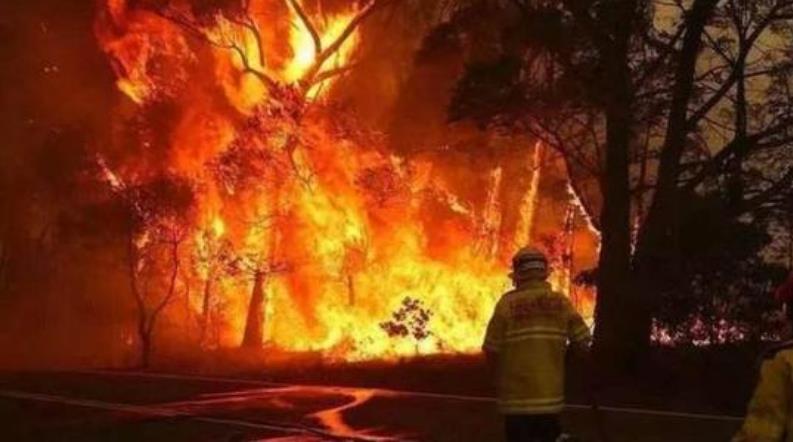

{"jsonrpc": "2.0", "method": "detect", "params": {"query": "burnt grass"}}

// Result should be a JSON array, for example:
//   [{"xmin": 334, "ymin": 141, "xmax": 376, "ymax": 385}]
[{"xmin": 153, "ymin": 343, "xmax": 765, "ymax": 417}]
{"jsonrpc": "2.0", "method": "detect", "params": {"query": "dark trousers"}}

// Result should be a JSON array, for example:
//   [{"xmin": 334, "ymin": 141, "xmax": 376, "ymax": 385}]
[{"xmin": 504, "ymin": 414, "xmax": 561, "ymax": 442}]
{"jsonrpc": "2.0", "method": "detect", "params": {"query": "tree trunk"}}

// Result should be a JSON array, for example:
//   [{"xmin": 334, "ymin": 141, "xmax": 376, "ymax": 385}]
[
  {"xmin": 138, "ymin": 321, "xmax": 152, "ymax": 369},
  {"xmin": 241, "ymin": 271, "xmax": 266, "ymax": 348},
  {"xmin": 591, "ymin": 3, "xmax": 638, "ymax": 371},
  {"xmin": 200, "ymin": 277, "xmax": 212, "ymax": 345},
  {"xmin": 593, "ymin": 99, "xmax": 636, "ymax": 370},
  {"xmin": 630, "ymin": 0, "xmax": 719, "ymax": 358},
  {"xmin": 347, "ymin": 274, "xmax": 356, "ymax": 306}
]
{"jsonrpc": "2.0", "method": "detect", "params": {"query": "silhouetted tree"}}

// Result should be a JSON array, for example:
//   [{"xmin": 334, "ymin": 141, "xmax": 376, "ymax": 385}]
[
  {"xmin": 443, "ymin": 0, "xmax": 793, "ymax": 369},
  {"xmin": 107, "ymin": 173, "xmax": 196, "ymax": 367},
  {"xmin": 654, "ymin": 193, "xmax": 788, "ymax": 344},
  {"xmin": 380, "ymin": 296, "xmax": 434, "ymax": 354}
]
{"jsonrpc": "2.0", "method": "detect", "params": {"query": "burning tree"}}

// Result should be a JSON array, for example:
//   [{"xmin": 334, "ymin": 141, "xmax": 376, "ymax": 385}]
[
  {"xmin": 143, "ymin": 0, "xmax": 393, "ymax": 102},
  {"xmin": 340, "ymin": 239, "xmax": 368, "ymax": 307},
  {"xmin": 110, "ymin": 174, "xmax": 196, "ymax": 368},
  {"xmin": 191, "ymin": 219, "xmax": 235, "ymax": 347},
  {"xmin": 91, "ymin": 0, "xmax": 567, "ymax": 362},
  {"xmin": 237, "ymin": 257, "xmax": 291, "ymax": 349},
  {"xmin": 209, "ymin": 115, "xmax": 296, "ymax": 349},
  {"xmin": 230, "ymin": 212, "xmax": 291, "ymax": 349}
]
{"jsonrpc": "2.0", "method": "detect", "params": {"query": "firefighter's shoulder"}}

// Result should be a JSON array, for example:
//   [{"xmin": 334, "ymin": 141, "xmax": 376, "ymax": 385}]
[
  {"xmin": 762, "ymin": 340, "xmax": 793, "ymax": 361},
  {"xmin": 499, "ymin": 289, "xmax": 519, "ymax": 300},
  {"xmin": 494, "ymin": 289, "xmax": 519, "ymax": 307},
  {"xmin": 549, "ymin": 290, "xmax": 575, "ymax": 308}
]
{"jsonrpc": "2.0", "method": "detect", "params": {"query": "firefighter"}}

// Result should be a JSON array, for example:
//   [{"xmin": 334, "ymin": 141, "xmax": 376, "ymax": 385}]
[
  {"xmin": 483, "ymin": 247, "xmax": 592, "ymax": 442},
  {"xmin": 734, "ymin": 273, "xmax": 793, "ymax": 442}
]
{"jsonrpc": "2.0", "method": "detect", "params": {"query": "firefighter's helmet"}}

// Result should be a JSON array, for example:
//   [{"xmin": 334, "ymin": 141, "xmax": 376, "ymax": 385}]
[{"xmin": 510, "ymin": 247, "xmax": 548, "ymax": 280}]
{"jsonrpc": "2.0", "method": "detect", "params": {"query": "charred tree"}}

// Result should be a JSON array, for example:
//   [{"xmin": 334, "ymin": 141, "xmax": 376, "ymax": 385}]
[
  {"xmin": 342, "ymin": 242, "xmax": 368, "ymax": 308},
  {"xmin": 200, "ymin": 276, "xmax": 213, "ymax": 345},
  {"xmin": 126, "ymin": 214, "xmax": 187, "ymax": 368},
  {"xmin": 236, "ymin": 255, "xmax": 290, "ymax": 349},
  {"xmin": 231, "ymin": 213, "xmax": 289, "ymax": 350},
  {"xmin": 347, "ymin": 274, "xmax": 356, "ymax": 307},
  {"xmin": 241, "ymin": 270, "xmax": 267, "ymax": 348},
  {"xmin": 100, "ymin": 171, "xmax": 196, "ymax": 368},
  {"xmin": 194, "ymin": 227, "xmax": 232, "ymax": 348}
]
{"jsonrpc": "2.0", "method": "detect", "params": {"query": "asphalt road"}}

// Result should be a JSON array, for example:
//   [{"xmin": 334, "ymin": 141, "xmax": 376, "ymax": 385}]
[{"xmin": 0, "ymin": 370, "xmax": 743, "ymax": 441}]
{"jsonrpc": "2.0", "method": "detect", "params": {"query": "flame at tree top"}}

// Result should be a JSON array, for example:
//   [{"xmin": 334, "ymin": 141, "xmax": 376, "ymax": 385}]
[
  {"xmin": 94, "ymin": 0, "xmax": 597, "ymax": 361},
  {"xmin": 283, "ymin": 7, "xmax": 360, "ymax": 91}
]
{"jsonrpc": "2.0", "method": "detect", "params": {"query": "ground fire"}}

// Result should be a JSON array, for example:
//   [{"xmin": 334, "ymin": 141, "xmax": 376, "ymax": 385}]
[{"xmin": 92, "ymin": 0, "xmax": 598, "ymax": 361}]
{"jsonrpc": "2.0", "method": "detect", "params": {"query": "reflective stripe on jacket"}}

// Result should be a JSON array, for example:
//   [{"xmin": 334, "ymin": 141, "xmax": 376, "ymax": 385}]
[
  {"xmin": 482, "ymin": 281, "xmax": 591, "ymax": 415},
  {"xmin": 734, "ymin": 344, "xmax": 793, "ymax": 442}
]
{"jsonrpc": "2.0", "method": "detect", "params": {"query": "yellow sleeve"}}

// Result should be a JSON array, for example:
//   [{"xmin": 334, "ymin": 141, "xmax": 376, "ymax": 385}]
[
  {"xmin": 734, "ymin": 356, "xmax": 791, "ymax": 442},
  {"xmin": 564, "ymin": 297, "xmax": 591, "ymax": 345},
  {"xmin": 482, "ymin": 302, "xmax": 505, "ymax": 353}
]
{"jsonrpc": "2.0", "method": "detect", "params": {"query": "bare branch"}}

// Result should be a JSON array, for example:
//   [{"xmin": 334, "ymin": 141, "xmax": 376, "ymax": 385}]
[
  {"xmin": 147, "ymin": 237, "xmax": 182, "ymax": 335},
  {"xmin": 286, "ymin": 0, "xmax": 323, "ymax": 56},
  {"xmin": 150, "ymin": 7, "xmax": 279, "ymax": 91},
  {"xmin": 226, "ymin": 13, "xmax": 267, "ymax": 70},
  {"xmin": 735, "ymin": 167, "xmax": 793, "ymax": 216},
  {"xmin": 306, "ymin": 61, "xmax": 360, "ymax": 87},
  {"xmin": 683, "ymin": 116, "xmax": 793, "ymax": 191},
  {"xmin": 635, "ymin": 20, "xmax": 687, "ymax": 87},
  {"xmin": 127, "ymin": 232, "xmax": 146, "ymax": 320},
  {"xmin": 687, "ymin": 1, "xmax": 788, "ymax": 128},
  {"xmin": 299, "ymin": 0, "xmax": 390, "ymax": 90}
]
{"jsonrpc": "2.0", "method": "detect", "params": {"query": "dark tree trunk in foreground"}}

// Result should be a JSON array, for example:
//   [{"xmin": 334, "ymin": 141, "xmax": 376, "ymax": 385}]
[
  {"xmin": 629, "ymin": 0, "xmax": 720, "ymax": 361},
  {"xmin": 241, "ymin": 270, "xmax": 266, "ymax": 348},
  {"xmin": 588, "ymin": 1, "xmax": 640, "ymax": 370},
  {"xmin": 448, "ymin": 0, "xmax": 793, "ymax": 371},
  {"xmin": 593, "ymin": 71, "xmax": 636, "ymax": 369},
  {"xmin": 593, "ymin": 0, "xmax": 719, "ymax": 370}
]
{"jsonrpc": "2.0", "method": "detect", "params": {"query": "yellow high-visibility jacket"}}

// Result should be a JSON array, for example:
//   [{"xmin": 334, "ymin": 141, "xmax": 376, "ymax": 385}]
[
  {"xmin": 734, "ymin": 342, "xmax": 793, "ymax": 442},
  {"xmin": 483, "ymin": 281, "xmax": 591, "ymax": 415}
]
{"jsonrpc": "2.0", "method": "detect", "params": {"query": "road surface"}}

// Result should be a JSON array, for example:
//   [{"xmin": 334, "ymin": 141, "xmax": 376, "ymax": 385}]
[{"xmin": 0, "ymin": 370, "xmax": 742, "ymax": 441}]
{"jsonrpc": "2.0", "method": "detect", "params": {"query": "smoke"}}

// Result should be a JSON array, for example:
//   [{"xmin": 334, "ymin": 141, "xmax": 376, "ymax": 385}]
[{"xmin": 0, "ymin": 0, "xmax": 127, "ymax": 369}]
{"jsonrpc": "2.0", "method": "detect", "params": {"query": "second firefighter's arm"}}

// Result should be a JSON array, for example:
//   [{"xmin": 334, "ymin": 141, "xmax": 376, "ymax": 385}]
[{"xmin": 734, "ymin": 355, "xmax": 791, "ymax": 442}]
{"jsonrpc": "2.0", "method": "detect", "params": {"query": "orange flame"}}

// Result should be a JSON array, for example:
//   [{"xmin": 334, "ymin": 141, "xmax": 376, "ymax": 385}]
[{"xmin": 95, "ymin": 0, "xmax": 596, "ymax": 361}]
